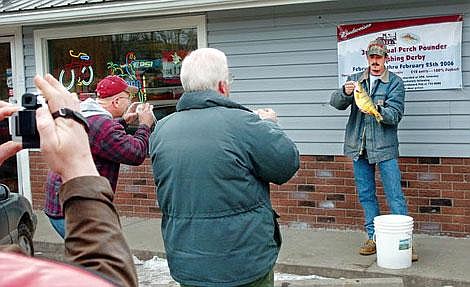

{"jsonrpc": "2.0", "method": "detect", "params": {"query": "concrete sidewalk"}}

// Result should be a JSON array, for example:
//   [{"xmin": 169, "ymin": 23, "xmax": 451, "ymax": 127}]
[{"xmin": 33, "ymin": 212, "xmax": 470, "ymax": 287}]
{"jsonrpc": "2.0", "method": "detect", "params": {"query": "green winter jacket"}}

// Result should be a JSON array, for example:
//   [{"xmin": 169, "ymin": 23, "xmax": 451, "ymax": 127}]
[{"xmin": 149, "ymin": 90, "xmax": 299, "ymax": 286}]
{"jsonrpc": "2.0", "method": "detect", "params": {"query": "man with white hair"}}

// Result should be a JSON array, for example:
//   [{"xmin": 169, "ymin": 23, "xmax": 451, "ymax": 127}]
[{"xmin": 149, "ymin": 48, "xmax": 299, "ymax": 286}]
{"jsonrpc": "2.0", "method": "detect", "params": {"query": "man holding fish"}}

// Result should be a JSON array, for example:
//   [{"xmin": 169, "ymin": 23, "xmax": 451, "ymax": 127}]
[{"xmin": 330, "ymin": 38, "xmax": 417, "ymax": 261}]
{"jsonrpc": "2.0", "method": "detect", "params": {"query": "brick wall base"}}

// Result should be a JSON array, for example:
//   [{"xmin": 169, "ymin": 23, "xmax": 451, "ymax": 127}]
[{"xmin": 30, "ymin": 152, "xmax": 470, "ymax": 237}]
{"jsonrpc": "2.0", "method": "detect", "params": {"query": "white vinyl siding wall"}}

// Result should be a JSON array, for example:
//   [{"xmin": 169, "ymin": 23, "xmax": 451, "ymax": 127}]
[
  {"xmin": 20, "ymin": 1, "xmax": 470, "ymax": 157},
  {"xmin": 208, "ymin": 2, "xmax": 470, "ymax": 157}
]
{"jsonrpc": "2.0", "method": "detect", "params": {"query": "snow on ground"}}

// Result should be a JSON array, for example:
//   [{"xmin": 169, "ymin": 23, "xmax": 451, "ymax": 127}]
[
  {"xmin": 135, "ymin": 256, "xmax": 176, "ymax": 286},
  {"xmin": 134, "ymin": 256, "xmax": 326, "ymax": 286}
]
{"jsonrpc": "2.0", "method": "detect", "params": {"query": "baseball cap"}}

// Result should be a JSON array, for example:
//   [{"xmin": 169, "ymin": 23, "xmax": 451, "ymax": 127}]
[
  {"xmin": 366, "ymin": 38, "xmax": 387, "ymax": 57},
  {"xmin": 95, "ymin": 75, "xmax": 138, "ymax": 98}
]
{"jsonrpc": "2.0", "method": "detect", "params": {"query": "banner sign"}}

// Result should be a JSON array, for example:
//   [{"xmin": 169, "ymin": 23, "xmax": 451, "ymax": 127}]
[{"xmin": 337, "ymin": 15, "xmax": 463, "ymax": 91}]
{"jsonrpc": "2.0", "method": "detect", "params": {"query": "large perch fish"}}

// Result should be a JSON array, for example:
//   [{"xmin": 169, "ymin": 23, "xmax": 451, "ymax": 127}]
[{"xmin": 353, "ymin": 82, "xmax": 383, "ymax": 123}]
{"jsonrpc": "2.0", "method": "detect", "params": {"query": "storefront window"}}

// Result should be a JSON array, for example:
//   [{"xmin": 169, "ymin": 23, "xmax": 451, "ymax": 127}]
[{"xmin": 47, "ymin": 28, "xmax": 197, "ymax": 119}]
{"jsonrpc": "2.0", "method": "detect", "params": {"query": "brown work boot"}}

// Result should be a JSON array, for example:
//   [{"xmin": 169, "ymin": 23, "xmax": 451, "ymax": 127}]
[
  {"xmin": 359, "ymin": 239, "xmax": 376, "ymax": 255},
  {"xmin": 412, "ymin": 247, "xmax": 418, "ymax": 262}
]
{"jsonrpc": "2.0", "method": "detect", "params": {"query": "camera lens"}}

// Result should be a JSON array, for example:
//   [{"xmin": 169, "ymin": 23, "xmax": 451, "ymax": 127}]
[{"xmin": 24, "ymin": 95, "xmax": 33, "ymax": 105}]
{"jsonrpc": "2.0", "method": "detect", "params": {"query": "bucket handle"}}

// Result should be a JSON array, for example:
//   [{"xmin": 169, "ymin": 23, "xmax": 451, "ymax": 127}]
[{"xmin": 373, "ymin": 233, "xmax": 414, "ymax": 247}]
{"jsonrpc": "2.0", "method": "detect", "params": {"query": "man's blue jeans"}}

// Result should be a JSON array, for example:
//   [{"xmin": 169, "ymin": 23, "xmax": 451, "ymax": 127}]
[
  {"xmin": 353, "ymin": 157, "xmax": 408, "ymax": 239},
  {"xmin": 47, "ymin": 216, "xmax": 66, "ymax": 239}
]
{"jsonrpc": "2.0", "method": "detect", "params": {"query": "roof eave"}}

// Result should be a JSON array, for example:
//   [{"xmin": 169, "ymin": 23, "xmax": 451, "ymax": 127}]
[{"xmin": 0, "ymin": 0, "xmax": 336, "ymax": 26}]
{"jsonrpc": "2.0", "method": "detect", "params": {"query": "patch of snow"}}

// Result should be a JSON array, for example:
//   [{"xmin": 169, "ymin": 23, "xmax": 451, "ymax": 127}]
[
  {"xmin": 275, "ymin": 273, "xmax": 326, "ymax": 281},
  {"xmin": 134, "ymin": 256, "xmax": 325, "ymax": 286}
]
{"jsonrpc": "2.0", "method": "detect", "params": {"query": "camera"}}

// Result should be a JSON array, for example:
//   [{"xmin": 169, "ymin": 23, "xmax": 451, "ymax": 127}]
[{"xmin": 9, "ymin": 93, "xmax": 46, "ymax": 149}]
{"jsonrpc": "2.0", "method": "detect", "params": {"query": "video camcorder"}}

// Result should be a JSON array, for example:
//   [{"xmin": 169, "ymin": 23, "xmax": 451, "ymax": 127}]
[{"xmin": 9, "ymin": 93, "xmax": 46, "ymax": 149}]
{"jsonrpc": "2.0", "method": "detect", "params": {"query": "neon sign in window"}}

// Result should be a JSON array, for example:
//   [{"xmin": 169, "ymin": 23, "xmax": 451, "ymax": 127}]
[{"xmin": 48, "ymin": 28, "xmax": 197, "ymax": 105}]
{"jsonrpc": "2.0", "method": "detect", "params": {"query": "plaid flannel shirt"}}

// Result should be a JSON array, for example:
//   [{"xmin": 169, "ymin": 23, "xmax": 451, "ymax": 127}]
[{"xmin": 44, "ymin": 115, "xmax": 151, "ymax": 217}]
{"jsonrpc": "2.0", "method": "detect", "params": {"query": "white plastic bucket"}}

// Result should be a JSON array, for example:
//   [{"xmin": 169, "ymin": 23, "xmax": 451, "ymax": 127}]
[{"xmin": 374, "ymin": 214, "xmax": 414, "ymax": 269}]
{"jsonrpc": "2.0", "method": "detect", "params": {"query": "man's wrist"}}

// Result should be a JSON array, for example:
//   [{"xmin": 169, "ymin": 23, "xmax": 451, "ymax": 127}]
[
  {"xmin": 51, "ymin": 108, "xmax": 89, "ymax": 132},
  {"xmin": 140, "ymin": 121, "xmax": 154, "ymax": 129},
  {"xmin": 60, "ymin": 156, "xmax": 99, "ymax": 182}
]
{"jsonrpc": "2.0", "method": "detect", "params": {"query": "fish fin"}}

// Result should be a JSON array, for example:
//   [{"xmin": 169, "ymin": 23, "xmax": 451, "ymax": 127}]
[{"xmin": 375, "ymin": 113, "xmax": 384, "ymax": 123}]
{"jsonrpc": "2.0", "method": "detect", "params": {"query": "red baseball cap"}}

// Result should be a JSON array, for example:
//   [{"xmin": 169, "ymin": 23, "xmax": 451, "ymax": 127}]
[{"xmin": 95, "ymin": 75, "xmax": 138, "ymax": 98}]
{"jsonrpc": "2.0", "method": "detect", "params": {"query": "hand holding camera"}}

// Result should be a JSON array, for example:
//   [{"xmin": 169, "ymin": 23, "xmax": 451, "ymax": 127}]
[
  {"xmin": 136, "ymin": 103, "xmax": 156, "ymax": 128},
  {"xmin": 123, "ymin": 102, "xmax": 139, "ymax": 125},
  {"xmin": 34, "ymin": 74, "xmax": 98, "ymax": 182},
  {"xmin": 9, "ymin": 86, "xmax": 88, "ymax": 148},
  {"xmin": 123, "ymin": 102, "xmax": 156, "ymax": 128},
  {"xmin": 9, "ymin": 93, "xmax": 46, "ymax": 148},
  {"xmin": 1, "ymin": 74, "xmax": 97, "ymax": 181}
]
